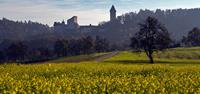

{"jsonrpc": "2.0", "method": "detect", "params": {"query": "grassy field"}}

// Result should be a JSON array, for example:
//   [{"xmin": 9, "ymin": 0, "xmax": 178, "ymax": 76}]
[
  {"xmin": 106, "ymin": 47, "xmax": 200, "ymax": 64},
  {"xmin": 1, "ymin": 47, "xmax": 200, "ymax": 93}
]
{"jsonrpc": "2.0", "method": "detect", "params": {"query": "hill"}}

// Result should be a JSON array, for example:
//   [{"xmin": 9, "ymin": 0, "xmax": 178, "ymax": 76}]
[{"xmin": 1, "ymin": 8, "xmax": 200, "ymax": 48}]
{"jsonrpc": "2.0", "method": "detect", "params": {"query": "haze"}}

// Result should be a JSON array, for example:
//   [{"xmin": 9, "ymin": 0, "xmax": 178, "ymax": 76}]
[{"xmin": 1, "ymin": 0, "xmax": 200, "ymax": 26}]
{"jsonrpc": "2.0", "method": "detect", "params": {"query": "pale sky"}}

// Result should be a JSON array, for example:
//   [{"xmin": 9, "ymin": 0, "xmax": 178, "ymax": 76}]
[{"xmin": 1, "ymin": 0, "xmax": 200, "ymax": 26}]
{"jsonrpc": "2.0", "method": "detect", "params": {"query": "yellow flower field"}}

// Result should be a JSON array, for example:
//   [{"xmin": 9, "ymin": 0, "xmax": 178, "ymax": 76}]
[{"xmin": 1, "ymin": 48, "xmax": 200, "ymax": 93}]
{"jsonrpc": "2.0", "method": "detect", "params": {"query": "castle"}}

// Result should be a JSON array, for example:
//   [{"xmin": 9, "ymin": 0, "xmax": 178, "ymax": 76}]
[{"xmin": 53, "ymin": 5, "xmax": 117, "ymax": 32}]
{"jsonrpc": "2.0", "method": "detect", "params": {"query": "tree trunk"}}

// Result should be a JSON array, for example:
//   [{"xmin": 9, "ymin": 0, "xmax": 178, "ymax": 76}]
[{"xmin": 148, "ymin": 54, "xmax": 154, "ymax": 64}]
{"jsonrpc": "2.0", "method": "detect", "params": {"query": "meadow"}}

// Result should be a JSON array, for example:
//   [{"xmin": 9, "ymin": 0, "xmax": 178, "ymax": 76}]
[{"xmin": 1, "ymin": 47, "xmax": 200, "ymax": 93}]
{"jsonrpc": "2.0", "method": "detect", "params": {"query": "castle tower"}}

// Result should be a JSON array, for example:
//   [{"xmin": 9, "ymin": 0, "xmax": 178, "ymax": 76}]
[
  {"xmin": 110, "ymin": 5, "xmax": 116, "ymax": 21},
  {"xmin": 67, "ymin": 16, "xmax": 79, "ymax": 29}
]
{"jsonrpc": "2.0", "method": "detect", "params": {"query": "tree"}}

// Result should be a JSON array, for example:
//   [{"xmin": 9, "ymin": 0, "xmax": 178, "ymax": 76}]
[
  {"xmin": 67, "ymin": 36, "xmax": 95, "ymax": 55},
  {"xmin": 130, "ymin": 16, "xmax": 172, "ymax": 64},
  {"xmin": 37, "ymin": 47, "xmax": 52, "ymax": 60},
  {"xmin": 54, "ymin": 40, "xmax": 68, "ymax": 57},
  {"xmin": 6, "ymin": 41, "xmax": 28, "ymax": 62},
  {"xmin": 182, "ymin": 27, "xmax": 200, "ymax": 46},
  {"xmin": 94, "ymin": 36, "xmax": 110, "ymax": 52},
  {"xmin": 67, "ymin": 39, "xmax": 81, "ymax": 55},
  {"xmin": 81, "ymin": 36, "xmax": 95, "ymax": 54},
  {"xmin": 28, "ymin": 47, "xmax": 53, "ymax": 63},
  {"xmin": 0, "ymin": 51, "xmax": 5, "ymax": 63}
]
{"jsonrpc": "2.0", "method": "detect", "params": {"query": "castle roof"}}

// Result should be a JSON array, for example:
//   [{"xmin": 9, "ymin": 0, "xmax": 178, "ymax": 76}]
[
  {"xmin": 80, "ymin": 25, "xmax": 98, "ymax": 28},
  {"xmin": 110, "ymin": 5, "xmax": 116, "ymax": 12}
]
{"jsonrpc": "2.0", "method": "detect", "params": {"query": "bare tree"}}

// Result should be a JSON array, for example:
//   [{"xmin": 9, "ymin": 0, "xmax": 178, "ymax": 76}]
[{"xmin": 131, "ymin": 16, "xmax": 172, "ymax": 64}]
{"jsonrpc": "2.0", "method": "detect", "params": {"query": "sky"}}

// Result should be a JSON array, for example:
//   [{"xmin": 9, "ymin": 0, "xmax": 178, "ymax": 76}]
[{"xmin": 1, "ymin": 0, "xmax": 200, "ymax": 26}]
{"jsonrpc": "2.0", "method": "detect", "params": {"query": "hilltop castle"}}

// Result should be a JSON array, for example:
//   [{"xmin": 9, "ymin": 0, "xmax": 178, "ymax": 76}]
[
  {"xmin": 54, "ymin": 5, "xmax": 117, "ymax": 32},
  {"xmin": 110, "ymin": 5, "xmax": 117, "ymax": 21}
]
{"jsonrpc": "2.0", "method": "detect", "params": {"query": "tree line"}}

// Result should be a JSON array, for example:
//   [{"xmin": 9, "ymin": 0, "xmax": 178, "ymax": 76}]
[
  {"xmin": 98, "ymin": 8, "xmax": 200, "ymax": 46},
  {"xmin": 182, "ymin": 27, "xmax": 200, "ymax": 47},
  {"xmin": 0, "ymin": 36, "xmax": 112, "ymax": 63}
]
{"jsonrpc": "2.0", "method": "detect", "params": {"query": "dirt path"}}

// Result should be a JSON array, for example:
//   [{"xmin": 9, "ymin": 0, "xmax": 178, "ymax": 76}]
[
  {"xmin": 62, "ymin": 51, "xmax": 119, "ymax": 63},
  {"xmin": 24, "ymin": 52, "xmax": 119, "ymax": 64},
  {"xmin": 44, "ymin": 51, "xmax": 119, "ymax": 63},
  {"xmin": 94, "ymin": 51, "xmax": 119, "ymax": 62}
]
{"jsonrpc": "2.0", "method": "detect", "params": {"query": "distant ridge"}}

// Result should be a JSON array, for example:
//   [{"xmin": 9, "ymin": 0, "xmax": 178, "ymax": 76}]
[{"xmin": 1, "ymin": 7, "xmax": 200, "ymax": 47}]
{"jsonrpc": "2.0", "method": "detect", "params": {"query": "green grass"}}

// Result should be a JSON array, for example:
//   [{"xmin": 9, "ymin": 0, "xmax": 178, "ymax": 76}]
[
  {"xmin": 105, "ymin": 47, "xmax": 200, "ymax": 64},
  {"xmin": 156, "ymin": 47, "xmax": 200, "ymax": 60},
  {"xmin": 1, "ymin": 47, "xmax": 200, "ymax": 93}
]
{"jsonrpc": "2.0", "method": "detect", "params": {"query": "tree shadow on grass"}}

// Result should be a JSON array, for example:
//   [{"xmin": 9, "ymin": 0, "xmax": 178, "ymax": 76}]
[{"xmin": 103, "ymin": 60, "xmax": 200, "ymax": 65}]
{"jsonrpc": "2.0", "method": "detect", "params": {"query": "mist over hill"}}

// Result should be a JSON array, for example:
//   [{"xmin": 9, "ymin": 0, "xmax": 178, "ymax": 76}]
[
  {"xmin": 117, "ymin": 8, "xmax": 200, "ymax": 41},
  {"xmin": 86, "ymin": 8, "xmax": 200, "ymax": 47},
  {"xmin": 0, "ymin": 8, "xmax": 200, "ymax": 48}
]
